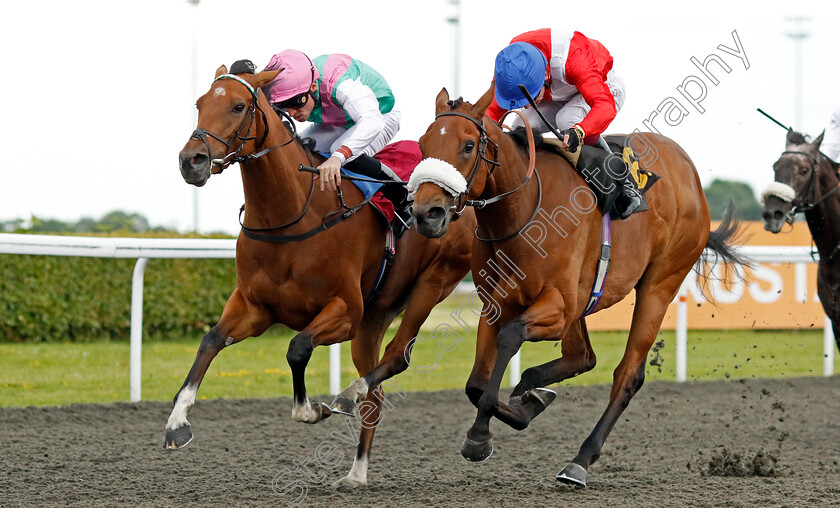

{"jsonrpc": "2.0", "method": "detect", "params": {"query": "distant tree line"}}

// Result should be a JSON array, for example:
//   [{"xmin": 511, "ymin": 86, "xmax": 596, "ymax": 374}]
[
  {"xmin": 1, "ymin": 210, "xmax": 176, "ymax": 234},
  {"xmin": 703, "ymin": 179, "xmax": 762, "ymax": 220},
  {"xmin": 1, "ymin": 182, "xmax": 762, "ymax": 235}
]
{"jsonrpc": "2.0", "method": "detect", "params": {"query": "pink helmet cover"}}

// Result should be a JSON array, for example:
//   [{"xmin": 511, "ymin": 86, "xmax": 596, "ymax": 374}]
[{"xmin": 263, "ymin": 49, "xmax": 320, "ymax": 103}]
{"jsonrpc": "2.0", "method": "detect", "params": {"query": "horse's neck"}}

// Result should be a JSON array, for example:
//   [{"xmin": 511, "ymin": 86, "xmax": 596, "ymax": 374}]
[
  {"xmin": 804, "ymin": 165, "xmax": 840, "ymax": 258},
  {"xmin": 475, "ymin": 132, "xmax": 540, "ymax": 236},
  {"xmin": 239, "ymin": 117, "xmax": 323, "ymax": 230}
]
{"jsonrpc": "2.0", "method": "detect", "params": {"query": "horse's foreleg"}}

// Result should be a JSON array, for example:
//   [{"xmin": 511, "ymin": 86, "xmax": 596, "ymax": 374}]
[
  {"xmin": 473, "ymin": 293, "xmax": 570, "ymax": 432},
  {"xmin": 288, "ymin": 297, "xmax": 357, "ymax": 424},
  {"xmin": 833, "ymin": 320, "xmax": 840, "ymax": 355},
  {"xmin": 164, "ymin": 290, "xmax": 271, "ymax": 449},
  {"xmin": 333, "ymin": 276, "xmax": 451, "ymax": 415},
  {"xmin": 461, "ymin": 320, "xmax": 526, "ymax": 462},
  {"xmin": 332, "ymin": 318, "xmax": 389, "ymax": 488},
  {"xmin": 557, "ymin": 276, "xmax": 681, "ymax": 487},
  {"xmin": 510, "ymin": 319, "xmax": 596, "ymax": 397}
]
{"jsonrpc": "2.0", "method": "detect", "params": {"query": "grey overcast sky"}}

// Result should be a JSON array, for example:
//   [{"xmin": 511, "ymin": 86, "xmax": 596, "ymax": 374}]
[{"xmin": 1, "ymin": 0, "xmax": 837, "ymax": 234}]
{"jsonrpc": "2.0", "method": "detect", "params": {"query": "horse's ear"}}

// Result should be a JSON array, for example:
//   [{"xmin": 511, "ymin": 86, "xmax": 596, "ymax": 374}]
[
  {"xmin": 435, "ymin": 87, "xmax": 451, "ymax": 116},
  {"xmin": 215, "ymin": 65, "xmax": 228, "ymax": 78},
  {"xmin": 786, "ymin": 128, "xmax": 799, "ymax": 146},
  {"xmin": 471, "ymin": 83, "xmax": 496, "ymax": 118},
  {"xmin": 251, "ymin": 69, "xmax": 281, "ymax": 89},
  {"xmin": 812, "ymin": 130, "xmax": 825, "ymax": 149}
]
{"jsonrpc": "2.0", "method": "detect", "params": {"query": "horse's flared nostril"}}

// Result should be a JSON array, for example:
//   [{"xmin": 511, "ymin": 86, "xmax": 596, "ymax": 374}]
[
  {"xmin": 186, "ymin": 153, "xmax": 208, "ymax": 171},
  {"xmin": 424, "ymin": 207, "xmax": 447, "ymax": 223}
]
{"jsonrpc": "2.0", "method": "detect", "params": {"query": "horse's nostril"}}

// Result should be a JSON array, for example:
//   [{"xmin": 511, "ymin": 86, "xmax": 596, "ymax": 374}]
[
  {"xmin": 774, "ymin": 210, "xmax": 783, "ymax": 220},
  {"xmin": 190, "ymin": 153, "xmax": 208, "ymax": 170},
  {"xmin": 425, "ymin": 207, "xmax": 446, "ymax": 222}
]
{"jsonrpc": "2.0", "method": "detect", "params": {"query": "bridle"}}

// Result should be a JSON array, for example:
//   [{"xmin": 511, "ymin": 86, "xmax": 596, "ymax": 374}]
[
  {"xmin": 780, "ymin": 150, "xmax": 840, "ymax": 216},
  {"xmin": 189, "ymin": 73, "xmax": 294, "ymax": 173},
  {"xmin": 431, "ymin": 110, "xmax": 540, "ymax": 243},
  {"xmin": 775, "ymin": 150, "xmax": 840, "ymax": 263},
  {"xmin": 190, "ymin": 73, "xmax": 371, "ymax": 243}
]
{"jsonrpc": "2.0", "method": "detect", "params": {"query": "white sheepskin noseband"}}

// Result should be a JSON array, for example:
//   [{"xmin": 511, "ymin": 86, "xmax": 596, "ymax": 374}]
[
  {"xmin": 407, "ymin": 158, "xmax": 468, "ymax": 197},
  {"xmin": 760, "ymin": 182, "xmax": 796, "ymax": 204}
]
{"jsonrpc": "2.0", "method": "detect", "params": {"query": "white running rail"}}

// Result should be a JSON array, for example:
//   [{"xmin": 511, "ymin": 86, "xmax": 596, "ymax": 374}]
[{"xmin": 0, "ymin": 234, "xmax": 834, "ymax": 402}]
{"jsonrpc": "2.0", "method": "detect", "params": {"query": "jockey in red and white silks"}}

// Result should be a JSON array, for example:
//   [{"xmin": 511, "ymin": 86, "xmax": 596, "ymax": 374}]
[
  {"xmin": 486, "ymin": 28, "xmax": 625, "ymax": 149},
  {"xmin": 487, "ymin": 28, "xmax": 640, "ymax": 219}
]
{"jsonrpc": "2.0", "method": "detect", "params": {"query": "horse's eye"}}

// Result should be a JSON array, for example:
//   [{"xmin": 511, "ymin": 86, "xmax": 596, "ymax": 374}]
[
  {"xmin": 233, "ymin": 103, "xmax": 246, "ymax": 113},
  {"xmin": 799, "ymin": 166, "xmax": 810, "ymax": 175},
  {"xmin": 464, "ymin": 141, "xmax": 475, "ymax": 154}
]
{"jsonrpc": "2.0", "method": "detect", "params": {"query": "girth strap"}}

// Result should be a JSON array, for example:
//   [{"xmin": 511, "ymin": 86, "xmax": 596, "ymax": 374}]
[
  {"xmin": 363, "ymin": 229, "xmax": 397, "ymax": 309},
  {"xmin": 580, "ymin": 212, "xmax": 612, "ymax": 318}
]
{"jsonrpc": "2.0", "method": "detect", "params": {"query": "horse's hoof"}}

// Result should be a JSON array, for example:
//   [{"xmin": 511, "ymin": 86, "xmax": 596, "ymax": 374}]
[
  {"xmin": 556, "ymin": 462, "xmax": 587, "ymax": 487},
  {"xmin": 292, "ymin": 401, "xmax": 332, "ymax": 424},
  {"xmin": 313, "ymin": 402, "xmax": 333, "ymax": 422},
  {"xmin": 331, "ymin": 476, "xmax": 366, "ymax": 489},
  {"xmin": 163, "ymin": 424, "xmax": 193, "ymax": 450},
  {"xmin": 330, "ymin": 395, "xmax": 357, "ymax": 417},
  {"xmin": 522, "ymin": 387, "xmax": 556, "ymax": 408},
  {"xmin": 460, "ymin": 436, "xmax": 494, "ymax": 462}
]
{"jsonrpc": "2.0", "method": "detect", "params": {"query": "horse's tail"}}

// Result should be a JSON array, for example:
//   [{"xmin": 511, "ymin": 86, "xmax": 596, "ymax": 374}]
[{"xmin": 694, "ymin": 201, "xmax": 751, "ymax": 300}]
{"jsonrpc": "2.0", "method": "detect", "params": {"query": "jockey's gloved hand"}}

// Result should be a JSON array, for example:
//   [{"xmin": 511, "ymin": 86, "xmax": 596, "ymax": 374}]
[{"xmin": 560, "ymin": 126, "xmax": 585, "ymax": 152}]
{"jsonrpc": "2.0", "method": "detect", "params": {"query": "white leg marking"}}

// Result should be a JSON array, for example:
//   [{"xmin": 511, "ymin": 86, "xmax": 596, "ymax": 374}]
[
  {"xmin": 345, "ymin": 378, "xmax": 369, "ymax": 403},
  {"xmin": 333, "ymin": 454, "xmax": 369, "ymax": 488},
  {"xmin": 292, "ymin": 395, "xmax": 321, "ymax": 423},
  {"xmin": 165, "ymin": 385, "xmax": 197, "ymax": 430}
]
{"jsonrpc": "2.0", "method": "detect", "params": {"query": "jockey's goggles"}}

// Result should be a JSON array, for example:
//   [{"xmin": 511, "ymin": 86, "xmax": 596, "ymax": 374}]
[{"xmin": 275, "ymin": 91, "xmax": 311, "ymax": 110}]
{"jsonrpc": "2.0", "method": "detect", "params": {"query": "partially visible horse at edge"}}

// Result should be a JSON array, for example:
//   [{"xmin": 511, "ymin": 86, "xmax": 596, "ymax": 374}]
[
  {"xmin": 169, "ymin": 65, "xmax": 476, "ymax": 487},
  {"xmin": 761, "ymin": 129, "xmax": 840, "ymax": 353},
  {"xmin": 409, "ymin": 86, "xmax": 745, "ymax": 486}
]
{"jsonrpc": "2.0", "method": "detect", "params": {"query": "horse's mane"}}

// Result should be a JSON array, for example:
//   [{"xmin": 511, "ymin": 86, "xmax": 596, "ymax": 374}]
[
  {"xmin": 507, "ymin": 126, "xmax": 545, "ymax": 149},
  {"xmin": 786, "ymin": 128, "xmax": 840, "ymax": 174},
  {"xmin": 446, "ymin": 97, "xmax": 466, "ymax": 109},
  {"xmin": 230, "ymin": 59, "xmax": 256, "ymax": 75}
]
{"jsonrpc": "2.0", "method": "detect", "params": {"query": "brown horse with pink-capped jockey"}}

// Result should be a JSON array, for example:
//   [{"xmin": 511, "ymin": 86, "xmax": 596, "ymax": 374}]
[{"xmin": 169, "ymin": 61, "xmax": 475, "ymax": 488}]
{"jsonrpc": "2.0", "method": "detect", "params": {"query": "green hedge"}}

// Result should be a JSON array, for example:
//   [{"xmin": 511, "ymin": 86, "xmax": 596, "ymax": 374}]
[{"xmin": 0, "ymin": 254, "xmax": 237, "ymax": 342}]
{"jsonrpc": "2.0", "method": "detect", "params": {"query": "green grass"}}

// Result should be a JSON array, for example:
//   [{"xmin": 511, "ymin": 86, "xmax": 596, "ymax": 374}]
[{"xmin": 1, "ymin": 324, "xmax": 836, "ymax": 408}]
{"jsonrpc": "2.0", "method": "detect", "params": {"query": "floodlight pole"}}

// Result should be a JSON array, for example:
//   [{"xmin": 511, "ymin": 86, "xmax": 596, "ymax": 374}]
[
  {"xmin": 188, "ymin": 0, "xmax": 200, "ymax": 233},
  {"xmin": 446, "ymin": 0, "xmax": 461, "ymax": 98},
  {"xmin": 785, "ymin": 16, "xmax": 810, "ymax": 131}
]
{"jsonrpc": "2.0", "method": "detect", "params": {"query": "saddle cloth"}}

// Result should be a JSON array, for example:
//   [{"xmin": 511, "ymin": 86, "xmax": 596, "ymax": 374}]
[
  {"xmin": 345, "ymin": 140, "xmax": 422, "ymax": 223},
  {"xmin": 543, "ymin": 134, "xmax": 660, "ymax": 219}
]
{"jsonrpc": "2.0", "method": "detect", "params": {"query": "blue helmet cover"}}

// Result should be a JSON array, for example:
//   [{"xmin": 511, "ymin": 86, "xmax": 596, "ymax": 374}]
[{"xmin": 494, "ymin": 41, "xmax": 548, "ymax": 110}]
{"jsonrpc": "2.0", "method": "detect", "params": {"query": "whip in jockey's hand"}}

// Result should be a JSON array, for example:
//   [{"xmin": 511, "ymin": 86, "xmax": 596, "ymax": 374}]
[{"xmin": 559, "ymin": 126, "xmax": 585, "ymax": 152}]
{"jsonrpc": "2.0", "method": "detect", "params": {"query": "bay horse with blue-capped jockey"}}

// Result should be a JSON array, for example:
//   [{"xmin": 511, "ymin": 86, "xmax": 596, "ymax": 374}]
[
  {"xmin": 409, "ymin": 85, "xmax": 744, "ymax": 486},
  {"xmin": 168, "ymin": 64, "xmax": 475, "ymax": 488}
]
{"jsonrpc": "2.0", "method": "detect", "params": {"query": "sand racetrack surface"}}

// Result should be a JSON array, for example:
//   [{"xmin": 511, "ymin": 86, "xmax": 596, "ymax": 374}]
[{"xmin": 2, "ymin": 377, "xmax": 840, "ymax": 507}]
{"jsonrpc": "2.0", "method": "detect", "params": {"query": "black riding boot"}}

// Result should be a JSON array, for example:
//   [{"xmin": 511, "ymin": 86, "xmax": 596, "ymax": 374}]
[
  {"xmin": 344, "ymin": 154, "xmax": 414, "ymax": 237},
  {"xmin": 616, "ymin": 178, "xmax": 642, "ymax": 220},
  {"xmin": 596, "ymin": 139, "xmax": 642, "ymax": 220}
]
